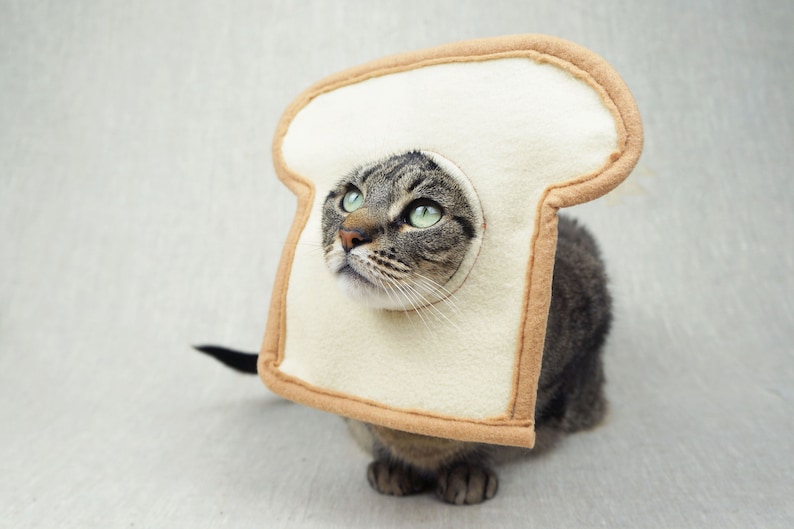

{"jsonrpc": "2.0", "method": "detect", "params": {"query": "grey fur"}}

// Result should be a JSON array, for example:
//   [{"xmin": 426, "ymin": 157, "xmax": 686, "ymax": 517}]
[{"xmin": 321, "ymin": 152, "xmax": 611, "ymax": 505}]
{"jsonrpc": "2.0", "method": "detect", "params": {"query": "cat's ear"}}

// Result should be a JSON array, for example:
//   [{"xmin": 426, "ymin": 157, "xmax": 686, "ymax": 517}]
[{"xmin": 260, "ymin": 35, "xmax": 642, "ymax": 449}]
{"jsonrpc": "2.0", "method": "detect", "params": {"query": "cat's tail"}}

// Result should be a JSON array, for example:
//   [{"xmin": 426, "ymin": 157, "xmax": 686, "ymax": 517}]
[{"xmin": 193, "ymin": 345, "xmax": 259, "ymax": 374}]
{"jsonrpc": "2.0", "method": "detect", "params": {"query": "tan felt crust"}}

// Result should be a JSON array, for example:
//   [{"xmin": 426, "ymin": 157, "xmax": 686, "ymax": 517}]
[{"xmin": 259, "ymin": 34, "xmax": 643, "ymax": 448}]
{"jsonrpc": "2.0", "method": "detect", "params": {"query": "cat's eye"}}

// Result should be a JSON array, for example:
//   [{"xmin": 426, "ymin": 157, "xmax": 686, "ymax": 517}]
[
  {"xmin": 407, "ymin": 201, "xmax": 442, "ymax": 228},
  {"xmin": 341, "ymin": 187, "xmax": 363, "ymax": 212}
]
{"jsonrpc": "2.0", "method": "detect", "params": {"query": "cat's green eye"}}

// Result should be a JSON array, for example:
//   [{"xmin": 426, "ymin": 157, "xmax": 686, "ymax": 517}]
[
  {"xmin": 408, "ymin": 202, "xmax": 442, "ymax": 228},
  {"xmin": 342, "ymin": 188, "xmax": 363, "ymax": 212}
]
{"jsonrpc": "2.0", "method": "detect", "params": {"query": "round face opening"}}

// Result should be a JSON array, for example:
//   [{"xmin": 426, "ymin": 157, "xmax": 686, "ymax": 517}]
[{"xmin": 320, "ymin": 150, "xmax": 484, "ymax": 311}]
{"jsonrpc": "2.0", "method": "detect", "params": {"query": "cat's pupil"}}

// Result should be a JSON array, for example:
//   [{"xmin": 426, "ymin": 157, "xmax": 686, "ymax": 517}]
[{"xmin": 342, "ymin": 188, "xmax": 363, "ymax": 212}]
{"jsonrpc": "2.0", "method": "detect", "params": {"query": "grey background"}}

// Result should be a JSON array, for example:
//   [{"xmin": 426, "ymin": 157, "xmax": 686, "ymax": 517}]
[{"xmin": 1, "ymin": 1, "xmax": 791, "ymax": 527}]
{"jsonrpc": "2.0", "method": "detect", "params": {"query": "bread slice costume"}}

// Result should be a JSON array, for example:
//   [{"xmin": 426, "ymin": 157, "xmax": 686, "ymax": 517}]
[{"xmin": 258, "ymin": 35, "xmax": 643, "ymax": 449}]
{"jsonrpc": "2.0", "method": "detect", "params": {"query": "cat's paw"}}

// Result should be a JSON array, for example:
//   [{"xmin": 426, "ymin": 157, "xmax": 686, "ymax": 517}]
[
  {"xmin": 436, "ymin": 463, "xmax": 498, "ymax": 505},
  {"xmin": 367, "ymin": 459, "xmax": 430, "ymax": 497}
]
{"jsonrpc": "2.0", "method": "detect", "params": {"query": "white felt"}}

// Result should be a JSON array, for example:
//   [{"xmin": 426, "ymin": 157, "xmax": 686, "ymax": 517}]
[{"xmin": 279, "ymin": 58, "xmax": 618, "ymax": 418}]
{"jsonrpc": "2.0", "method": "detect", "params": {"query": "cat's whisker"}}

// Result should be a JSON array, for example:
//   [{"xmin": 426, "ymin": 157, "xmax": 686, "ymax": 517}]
[
  {"xmin": 404, "ymin": 282, "xmax": 463, "ymax": 334},
  {"xmin": 412, "ymin": 273, "xmax": 462, "ymax": 304},
  {"xmin": 411, "ymin": 272, "xmax": 454, "ymax": 293},
  {"xmin": 377, "ymin": 277, "xmax": 404, "ymax": 316},
  {"xmin": 372, "ymin": 267, "xmax": 464, "ymax": 332},
  {"xmin": 404, "ymin": 288, "xmax": 446, "ymax": 327},
  {"xmin": 389, "ymin": 280, "xmax": 433, "ymax": 332},
  {"xmin": 395, "ymin": 279, "xmax": 451, "ymax": 329},
  {"xmin": 411, "ymin": 276, "xmax": 463, "ymax": 316},
  {"xmin": 399, "ymin": 283, "xmax": 431, "ymax": 316},
  {"xmin": 376, "ymin": 276, "xmax": 422, "ymax": 331},
  {"xmin": 294, "ymin": 241, "xmax": 328, "ymax": 257},
  {"xmin": 378, "ymin": 277, "xmax": 410, "ymax": 317},
  {"xmin": 389, "ymin": 280, "xmax": 420, "ymax": 312},
  {"xmin": 413, "ymin": 278, "xmax": 459, "ymax": 309}
]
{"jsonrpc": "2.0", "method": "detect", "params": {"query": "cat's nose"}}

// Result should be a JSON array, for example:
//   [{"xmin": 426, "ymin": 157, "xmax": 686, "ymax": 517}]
[{"xmin": 339, "ymin": 228, "xmax": 371, "ymax": 252}]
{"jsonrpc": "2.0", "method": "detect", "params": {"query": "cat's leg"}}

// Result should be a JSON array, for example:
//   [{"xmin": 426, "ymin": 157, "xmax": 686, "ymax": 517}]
[
  {"xmin": 558, "ymin": 347, "xmax": 607, "ymax": 433},
  {"xmin": 366, "ymin": 457, "xmax": 499, "ymax": 504},
  {"xmin": 365, "ymin": 423, "xmax": 500, "ymax": 504},
  {"xmin": 435, "ymin": 462, "xmax": 498, "ymax": 505},
  {"xmin": 366, "ymin": 459, "xmax": 433, "ymax": 497}
]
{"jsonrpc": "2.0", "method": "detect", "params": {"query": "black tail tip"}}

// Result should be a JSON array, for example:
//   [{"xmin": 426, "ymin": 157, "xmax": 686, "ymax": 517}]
[{"xmin": 193, "ymin": 344, "xmax": 259, "ymax": 374}]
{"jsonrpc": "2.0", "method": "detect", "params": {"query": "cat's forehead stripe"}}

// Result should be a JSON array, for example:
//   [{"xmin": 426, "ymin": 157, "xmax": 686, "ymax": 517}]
[
  {"xmin": 406, "ymin": 177, "xmax": 423, "ymax": 192},
  {"xmin": 358, "ymin": 164, "xmax": 380, "ymax": 184}
]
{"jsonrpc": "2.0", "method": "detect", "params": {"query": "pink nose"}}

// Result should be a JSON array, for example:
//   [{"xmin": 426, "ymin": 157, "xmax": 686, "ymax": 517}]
[{"xmin": 339, "ymin": 228, "xmax": 371, "ymax": 252}]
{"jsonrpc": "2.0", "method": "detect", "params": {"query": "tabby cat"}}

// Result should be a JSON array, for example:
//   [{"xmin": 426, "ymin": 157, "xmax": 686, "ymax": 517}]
[{"xmin": 197, "ymin": 151, "xmax": 611, "ymax": 505}]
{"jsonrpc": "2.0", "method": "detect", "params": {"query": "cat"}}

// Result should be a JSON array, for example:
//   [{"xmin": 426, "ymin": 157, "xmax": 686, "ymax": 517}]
[{"xmin": 197, "ymin": 151, "xmax": 611, "ymax": 505}]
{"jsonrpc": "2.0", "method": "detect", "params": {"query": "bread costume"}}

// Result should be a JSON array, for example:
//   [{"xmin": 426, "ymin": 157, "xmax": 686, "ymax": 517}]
[{"xmin": 258, "ymin": 35, "xmax": 643, "ymax": 449}]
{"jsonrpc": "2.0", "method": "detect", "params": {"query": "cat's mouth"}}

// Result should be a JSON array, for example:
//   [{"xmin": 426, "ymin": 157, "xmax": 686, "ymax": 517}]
[
  {"xmin": 328, "ymin": 248, "xmax": 456, "ymax": 311},
  {"xmin": 338, "ymin": 264, "xmax": 375, "ymax": 287}
]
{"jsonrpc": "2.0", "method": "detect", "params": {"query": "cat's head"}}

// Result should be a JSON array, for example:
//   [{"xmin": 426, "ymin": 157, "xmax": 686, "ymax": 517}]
[{"xmin": 321, "ymin": 151, "xmax": 483, "ymax": 310}]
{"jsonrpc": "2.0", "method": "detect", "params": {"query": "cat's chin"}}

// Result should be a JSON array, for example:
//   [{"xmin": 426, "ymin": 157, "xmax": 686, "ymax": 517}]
[
  {"xmin": 335, "ymin": 269, "xmax": 407, "ymax": 311},
  {"xmin": 335, "ymin": 266, "xmax": 438, "ymax": 311}
]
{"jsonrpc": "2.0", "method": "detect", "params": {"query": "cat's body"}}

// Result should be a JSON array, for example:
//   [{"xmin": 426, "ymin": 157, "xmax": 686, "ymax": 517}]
[
  {"xmin": 357, "ymin": 209, "xmax": 610, "ymax": 504},
  {"xmin": 198, "ymin": 151, "xmax": 611, "ymax": 505}
]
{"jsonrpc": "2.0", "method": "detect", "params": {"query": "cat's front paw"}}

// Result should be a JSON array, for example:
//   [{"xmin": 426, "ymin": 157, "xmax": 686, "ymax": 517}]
[
  {"xmin": 367, "ymin": 459, "xmax": 430, "ymax": 497},
  {"xmin": 436, "ymin": 463, "xmax": 498, "ymax": 505}
]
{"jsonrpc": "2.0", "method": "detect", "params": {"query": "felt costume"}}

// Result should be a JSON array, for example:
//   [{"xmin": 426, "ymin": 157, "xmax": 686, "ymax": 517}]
[{"xmin": 259, "ymin": 35, "xmax": 643, "ymax": 448}]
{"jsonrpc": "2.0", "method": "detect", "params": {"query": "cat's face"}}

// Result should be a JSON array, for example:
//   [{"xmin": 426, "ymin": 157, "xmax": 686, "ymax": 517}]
[{"xmin": 321, "ymin": 151, "xmax": 481, "ymax": 310}]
